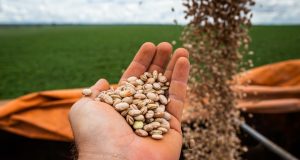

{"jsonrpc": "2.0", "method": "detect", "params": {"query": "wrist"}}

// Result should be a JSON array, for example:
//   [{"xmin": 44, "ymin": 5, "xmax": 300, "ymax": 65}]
[
  {"xmin": 78, "ymin": 152, "xmax": 127, "ymax": 160},
  {"xmin": 75, "ymin": 142, "xmax": 128, "ymax": 160}
]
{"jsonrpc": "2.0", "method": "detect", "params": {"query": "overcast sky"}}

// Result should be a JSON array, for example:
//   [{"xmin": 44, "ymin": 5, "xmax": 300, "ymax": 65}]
[{"xmin": 0, "ymin": 0, "xmax": 299, "ymax": 24}]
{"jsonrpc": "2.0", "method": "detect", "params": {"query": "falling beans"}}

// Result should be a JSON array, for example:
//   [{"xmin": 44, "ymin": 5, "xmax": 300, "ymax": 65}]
[{"xmin": 181, "ymin": 0, "xmax": 255, "ymax": 159}]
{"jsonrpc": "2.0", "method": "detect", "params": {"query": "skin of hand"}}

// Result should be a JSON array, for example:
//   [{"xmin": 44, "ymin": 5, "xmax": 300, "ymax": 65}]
[{"xmin": 69, "ymin": 42, "xmax": 190, "ymax": 160}]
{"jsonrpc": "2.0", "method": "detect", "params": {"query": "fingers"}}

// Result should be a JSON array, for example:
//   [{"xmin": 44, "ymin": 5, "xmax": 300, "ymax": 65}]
[
  {"xmin": 164, "ymin": 48, "xmax": 189, "ymax": 81},
  {"xmin": 119, "ymin": 42, "xmax": 156, "ymax": 84},
  {"xmin": 148, "ymin": 42, "xmax": 172, "ymax": 73},
  {"xmin": 169, "ymin": 114, "xmax": 182, "ymax": 134},
  {"xmin": 90, "ymin": 79, "xmax": 110, "ymax": 98},
  {"xmin": 167, "ymin": 57, "xmax": 190, "ymax": 121}
]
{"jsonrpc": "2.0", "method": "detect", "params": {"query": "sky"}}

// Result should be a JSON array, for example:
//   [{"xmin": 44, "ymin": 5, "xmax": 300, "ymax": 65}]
[{"xmin": 0, "ymin": 0, "xmax": 299, "ymax": 24}]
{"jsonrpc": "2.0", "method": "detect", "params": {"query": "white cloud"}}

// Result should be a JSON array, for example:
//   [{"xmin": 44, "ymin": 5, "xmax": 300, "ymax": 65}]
[
  {"xmin": 252, "ymin": 0, "xmax": 300, "ymax": 24},
  {"xmin": 0, "ymin": 0, "xmax": 299, "ymax": 24}
]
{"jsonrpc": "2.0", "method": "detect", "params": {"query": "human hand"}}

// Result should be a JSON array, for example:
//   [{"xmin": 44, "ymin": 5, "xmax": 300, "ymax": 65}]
[{"xmin": 69, "ymin": 42, "xmax": 190, "ymax": 160}]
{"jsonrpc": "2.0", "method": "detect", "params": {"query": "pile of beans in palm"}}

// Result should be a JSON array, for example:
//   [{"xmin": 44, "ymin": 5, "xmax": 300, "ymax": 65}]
[{"xmin": 95, "ymin": 70, "xmax": 171, "ymax": 140}]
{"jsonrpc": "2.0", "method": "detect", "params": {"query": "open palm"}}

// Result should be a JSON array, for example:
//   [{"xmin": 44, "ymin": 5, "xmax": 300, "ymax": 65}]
[{"xmin": 69, "ymin": 42, "xmax": 190, "ymax": 160}]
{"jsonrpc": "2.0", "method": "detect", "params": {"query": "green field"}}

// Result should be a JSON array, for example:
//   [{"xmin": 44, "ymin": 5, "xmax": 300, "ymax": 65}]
[{"xmin": 0, "ymin": 25, "xmax": 299, "ymax": 99}]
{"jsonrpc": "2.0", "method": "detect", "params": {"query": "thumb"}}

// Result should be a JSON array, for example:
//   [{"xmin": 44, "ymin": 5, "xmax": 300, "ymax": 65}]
[{"xmin": 90, "ymin": 79, "xmax": 110, "ymax": 98}]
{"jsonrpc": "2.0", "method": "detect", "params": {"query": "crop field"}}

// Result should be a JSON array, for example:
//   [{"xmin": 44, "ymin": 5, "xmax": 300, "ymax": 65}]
[{"xmin": 0, "ymin": 25, "xmax": 299, "ymax": 99}]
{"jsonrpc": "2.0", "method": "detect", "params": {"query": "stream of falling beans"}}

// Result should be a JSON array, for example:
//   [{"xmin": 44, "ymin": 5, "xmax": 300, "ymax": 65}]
[{"xmin": 180, "ymin": 0, "xmax": 255, "ymax": 159}]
